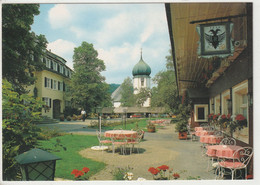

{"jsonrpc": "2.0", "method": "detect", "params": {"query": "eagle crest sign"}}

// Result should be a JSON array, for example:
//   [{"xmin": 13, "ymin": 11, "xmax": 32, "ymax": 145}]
[{"xmin": 196, "ymin": 22, "xmax": 234, "ymax": 58}]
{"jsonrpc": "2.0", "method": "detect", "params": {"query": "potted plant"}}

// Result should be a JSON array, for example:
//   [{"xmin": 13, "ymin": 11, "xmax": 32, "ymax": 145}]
[
  {"xmin": 175, "ymin": 121, "xmax": 188, "ymax": 139},
  {"xmin": 147, "ymin": 123, "xmax": 156, "ymax": 133},
  {"xmin": 60, "ymin": 114, "xmax": 65, "ymax": 121}
]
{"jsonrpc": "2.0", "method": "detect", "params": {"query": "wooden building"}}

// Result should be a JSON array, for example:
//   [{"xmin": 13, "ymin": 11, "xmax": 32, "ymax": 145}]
[{"xmin": 165, "ymin": 3, "xmax": 253, "ymax": 147}]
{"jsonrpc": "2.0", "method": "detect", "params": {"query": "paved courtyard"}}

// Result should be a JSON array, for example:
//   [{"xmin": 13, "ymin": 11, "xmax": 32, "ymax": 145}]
[{"xmin": 47, "ymin": 121, "xmax": 217, "ymax": 181}]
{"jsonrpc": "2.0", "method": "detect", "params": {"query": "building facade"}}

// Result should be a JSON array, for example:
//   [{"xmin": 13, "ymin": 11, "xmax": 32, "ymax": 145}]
[
  {"xmin": 27, "ymin": 50, "xmax": 73, "ymax": 119},
  {"xmin": 166, "ymin": 3, "xmax": 253, "ymax": 146}
]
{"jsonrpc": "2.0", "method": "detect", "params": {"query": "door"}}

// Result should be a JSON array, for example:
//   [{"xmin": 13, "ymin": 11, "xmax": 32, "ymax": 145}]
[{"xmin": 53, "ymin": 99, "xmax": 61, "ymax": 119}]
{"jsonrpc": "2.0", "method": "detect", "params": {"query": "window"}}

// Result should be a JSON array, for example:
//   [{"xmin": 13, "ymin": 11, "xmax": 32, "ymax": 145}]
[
  {"xmin": 42, "ymin": 97, "xmax": 51, "ymax": 108},
  {"xmin": 221, "ymin": 89, "xmax": 230, "ymax": 115},
  {"xmin": 53, "ymin": 80, "xmax": 57, "ymax": 90},
  {"xmin": 53, "ymin": 62, "xmax": 57, "ymax": 71},
  {"xmin": 214, "ymin": 95, "xmax": 221, "ymax": 114},
  {"xmin": 232, "ymin": 80, "xmax": 248, "ymax": 119},
  {"xmin": 141, "ymin": 78, "xmax": 144, "ymax": 86},
  {"xmin": 44, "ymin": 77, "xmax": 51, "ymax": 88},
  {"xmin": 46, "ymin": 59, "xmax": 51, "ymax": 68},
  {"xmin": 194, "ymin": 104, "xmax": 208, "ymax": 122},
  {"xmin": 60, "ymin": 65, "xmax": 64, "ymax": 75}
]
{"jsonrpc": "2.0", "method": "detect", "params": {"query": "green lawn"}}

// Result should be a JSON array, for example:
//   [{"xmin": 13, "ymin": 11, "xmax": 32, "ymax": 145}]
[{"xmin": 37, "ymin": 134, "xmax": 106, "ymax": 180}]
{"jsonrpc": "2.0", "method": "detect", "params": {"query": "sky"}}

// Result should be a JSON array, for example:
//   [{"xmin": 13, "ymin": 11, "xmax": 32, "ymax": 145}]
[{"xmin": 31, "ymin": 3, "xmax": 171, "ymax": 85}]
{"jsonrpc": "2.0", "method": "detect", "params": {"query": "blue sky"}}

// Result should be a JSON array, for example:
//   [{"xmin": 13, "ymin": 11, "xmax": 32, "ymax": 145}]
[{"xmin": 31, "ymin": 3, "xmax": 171, "ymax": 85}]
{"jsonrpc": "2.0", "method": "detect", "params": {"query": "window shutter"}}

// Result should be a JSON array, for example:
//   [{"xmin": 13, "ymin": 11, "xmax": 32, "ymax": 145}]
[
  {"xmin": 44, "ymin": 77, "xmax": 47, "ymax": 87},
  {"xmin": 58, "ymin": 81, "xmax": 60, "ymax": 90},
  {"xmin": 63, "ymin": 82, "xmax": 65, "ymax": 91},
  {"xmin": 49, "ymin": 98, "xmax": 52, "ymax": 108},
  {"xmin": 51, "ymin": 79, "xmax": 53, "ymax": 89}
]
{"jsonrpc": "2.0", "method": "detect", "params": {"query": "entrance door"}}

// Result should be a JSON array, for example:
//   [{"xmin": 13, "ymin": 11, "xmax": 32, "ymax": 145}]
[{"xmin": 53, "ymin": 99, "xmax": 61, "ymax": 119}]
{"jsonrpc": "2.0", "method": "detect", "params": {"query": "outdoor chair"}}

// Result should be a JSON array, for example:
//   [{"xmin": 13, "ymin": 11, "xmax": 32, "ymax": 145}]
[
  {"xmin": 96, "ymin": 130, "xmax": 112, "ymax": 150},
  {"xmin": 127, "ymin": 130, "xmax": 144, "ymax": 154},
  {"xmin": 111, "ymin": 133, "xmax": 127, "ymax": 155},
  {"xmin": 207, "ymin": 137, "xmax": 236, "ymax": 172},
  {"xmin": 215, "ymin": 147, "xmax": 253, "ymax": 180},
  {"xmin": 220, "ymin": 137, "xmax": 236, "ymax": 145}
]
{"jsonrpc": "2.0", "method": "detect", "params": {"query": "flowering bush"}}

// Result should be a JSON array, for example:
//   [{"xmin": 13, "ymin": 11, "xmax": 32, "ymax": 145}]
[
  {"xmin": 217, "ymin": 114, "xmax": 231, "ymax": 129},
  {"xmin": 71, "ymin": 167, "xmax": 90, "ymax": 180},
  {"xmin": 228, "ymin": 114, "xmax": 247, "ymax": 136},
  {"xmin": 124, "ymin": 172, "xmax": 134, "ymax": 180},
  {"xmin": 148, "ymin": 165, "xmax": 180, "ymax": 180}
]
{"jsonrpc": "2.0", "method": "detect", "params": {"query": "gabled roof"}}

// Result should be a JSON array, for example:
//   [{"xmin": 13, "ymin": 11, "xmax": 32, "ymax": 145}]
[{"xmin": 111, "ymin": 85, "xmax": 122, "ymax": 102}]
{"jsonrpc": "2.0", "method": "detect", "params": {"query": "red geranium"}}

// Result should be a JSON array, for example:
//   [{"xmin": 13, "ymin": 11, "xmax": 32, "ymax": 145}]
[
  {"xmin": 213, "ymin": 115, "xmax": 218, "ymax": 120},
  {"xmin": 221, "ymin": 114, "xmax": 226, "ymax": 119},
  {"xmin": 148, "ymin": 167, "xmax": 160, "ymax": 175},
  {"xmin": 157, "ymin": 165, "xmax": 169, "ymax": 171},
  {"xmin": 82, "ymin": 167, "xmax": 90, "ymax": 174},
  {"xmin": 235, "ymin": 114, "xmax": 246, "ymax": 121},
  {"xmin": 227, "ymin": 114, "xmax": 231, "ymax": 120},
  {"xmin": 173, "ymin": 173, "xmax": 180, "ymax": 179},
  {"xmin": 71, "ymin": 169, "xmax": 79, "ymax": 175}
]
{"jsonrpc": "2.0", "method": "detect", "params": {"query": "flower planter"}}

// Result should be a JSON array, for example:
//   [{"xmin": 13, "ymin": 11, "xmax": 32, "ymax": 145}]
[
  {"xmin": 147, "ymin": 127, "xmax": 156, "ymax": 133},
  {"xmin": 178, "ymin": 132, "xmax": 187, "ymax": 140}
]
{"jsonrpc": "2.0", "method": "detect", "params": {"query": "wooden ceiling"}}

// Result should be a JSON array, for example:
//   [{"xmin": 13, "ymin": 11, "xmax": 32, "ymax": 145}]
[{"xmin": 167, "ymin": 3, "xmax": 247, "ymax": 95}]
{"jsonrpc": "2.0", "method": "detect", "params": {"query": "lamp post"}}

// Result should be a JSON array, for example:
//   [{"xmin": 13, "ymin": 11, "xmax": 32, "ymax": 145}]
[
  {"xmin": 15, "ymin": 148, "xmax": 60, "ymax": 181},
  {"xmin": 96, "ymin": 107, "xmax": 102, "ymax": 134},
  {"xmin": 123, "ymin": 108, "xmax": 127, "ymax": 129}
]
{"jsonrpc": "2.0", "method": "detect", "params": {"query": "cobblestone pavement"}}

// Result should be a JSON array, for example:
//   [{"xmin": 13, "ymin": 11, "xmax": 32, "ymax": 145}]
[{"xmin": 76, "ymin": 124, "xmax": 216, "ymax": 181}]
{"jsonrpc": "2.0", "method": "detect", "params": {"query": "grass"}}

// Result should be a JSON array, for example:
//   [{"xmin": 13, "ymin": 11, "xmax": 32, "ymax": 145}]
[{"xmin": 37, "ymin": 134, "xmax": 106, "ymax": 180}]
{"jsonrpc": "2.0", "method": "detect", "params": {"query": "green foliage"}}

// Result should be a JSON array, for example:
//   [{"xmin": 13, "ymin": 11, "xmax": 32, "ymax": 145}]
[
  {"xmin": 2, "ymin": 4, "xmax": 48, "ymax": 93},
  {"xmin": 151, "ymin": 70, "xmax": 180, "ymax": 113},
  {"xmin": 120, "ymin": 77, "xmax": 135, "ymax": 107},
  {"xmin": 111, "ymin": 166, "xmax": 133, "ymax": 180},
  {"xmin": 135, "ymin": 88, "xmax": 151, "ymax": 107},
  {"xmin": 175, "ymin": 120, "xmax": 188, "ymax": 132},
  {"xmin": 2, "ymin": 79, "xmax": 44, "ymax": 180},
  {"xmin": 38, "ymin": 134, "xmax": 106, "ymax": 180},
  {"xmin": 69, "ymin": 41, "xmax": 112, "ymax": 112}
]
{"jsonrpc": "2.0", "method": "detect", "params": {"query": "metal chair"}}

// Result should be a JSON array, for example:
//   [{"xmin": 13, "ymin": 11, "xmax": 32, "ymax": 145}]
[
  {"xmin": 127, "ymin": 130, "xmax": 144, "ymax": 154},
  {"xmin": 111, "ymin": 132, "xmax": 127, "ymax": 155},
  {"xmin": 207, "ymin": 137, "xmax": 236, "ymax": 172},
  {"xmin": 216, "ymin": 147, "xmax": 253, "ymax": 180},
  {"xmin": 220, "ymin": 137, "xmax": 236, "ymax": 145},
  {"xmin": 96, "ymin": 130, "xmax": 112, "ymax": 149}
]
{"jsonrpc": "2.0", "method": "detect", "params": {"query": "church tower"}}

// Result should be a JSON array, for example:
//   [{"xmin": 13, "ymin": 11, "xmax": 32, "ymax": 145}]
[{"xmin": 132, "ymin": 50, "xmax": 151, "ymax": 107}]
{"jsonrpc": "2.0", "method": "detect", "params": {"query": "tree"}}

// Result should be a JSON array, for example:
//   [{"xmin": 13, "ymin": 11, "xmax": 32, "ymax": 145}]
[
  {"xmin": 69, "ymin": 42, "xmax": 111, "ymax": 112},
  {"xmin": 120, "ymin": 77, "xmax": 135, "ymax": 107},
  {"xmin": 135, "ymin": 88, "xmax": 151, "ymax": 107},
  {"xmin": 151, "ymin": 49, "xmax": 180, "ymax": 113},
  {"xmin": 2, "ymin": 79, "xmax": 43, "ymax": 180},
  {"xmin": 2, "ymin": 4, "xmax": 48, "ymax": 93}
]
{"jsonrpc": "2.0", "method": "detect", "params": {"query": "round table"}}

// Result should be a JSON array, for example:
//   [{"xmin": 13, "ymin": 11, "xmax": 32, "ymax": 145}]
[
  {"xmin": 195, "ymin": 127, "xmax": 204, "ymax": 131},
  {"xmin": 104, "ymin": 130, "xmax": 138, "ymax": 139},
  {"xmin": 200, "ymin": 135, "xmax": 223, "ymax": 144},
  {"xmin": 206, "ymin": 145, "xmax": 243, "ymax": 159},
  {"xmin": 195, "ymin": 130, "xmax": 214, "ymax": 137}
]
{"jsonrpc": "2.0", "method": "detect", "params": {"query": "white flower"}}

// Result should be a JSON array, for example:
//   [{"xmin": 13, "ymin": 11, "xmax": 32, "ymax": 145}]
[
  {"xmin": 137, "ymin": 177, "xmax": 146, "ymax": 181},
  {"xmin": 124, "ymin": 172, "xmax": 134, "ymax": 180}
]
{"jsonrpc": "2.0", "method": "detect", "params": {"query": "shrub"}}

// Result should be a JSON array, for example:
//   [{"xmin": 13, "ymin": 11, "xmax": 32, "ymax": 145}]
[{"xmin": 2, "ymin": 79, "xmax": 43, "ymax": 180}]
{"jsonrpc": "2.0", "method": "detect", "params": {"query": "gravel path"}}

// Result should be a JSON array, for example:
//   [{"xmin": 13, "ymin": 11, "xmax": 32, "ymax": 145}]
[{"xmin": 77, "ymin": 124, "xmax": 216, "ymax": 180}]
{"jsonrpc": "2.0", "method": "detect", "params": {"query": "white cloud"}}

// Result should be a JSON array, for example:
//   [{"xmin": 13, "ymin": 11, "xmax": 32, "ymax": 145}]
[
  {"xmin": 48, "ymin": 4, "xmax": 73, "ymax": 29},
  {"xmin": 47, "ymin": 39, "xmax": 76, "ymax": 69}
]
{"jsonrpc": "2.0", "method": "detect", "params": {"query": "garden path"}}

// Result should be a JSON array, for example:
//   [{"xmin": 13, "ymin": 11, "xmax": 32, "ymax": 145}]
[{"xmin": 78, "ymin": 124, "xmax": 216, "ymax": 180}]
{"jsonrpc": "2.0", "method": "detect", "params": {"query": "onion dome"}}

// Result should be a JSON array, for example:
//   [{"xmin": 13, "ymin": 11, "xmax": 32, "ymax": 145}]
[{"xmin": 132, "ymin": 53, "xmax": 151, "ymax": 76}]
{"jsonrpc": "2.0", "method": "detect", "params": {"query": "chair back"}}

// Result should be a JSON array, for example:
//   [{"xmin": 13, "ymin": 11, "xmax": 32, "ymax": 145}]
[
  {"xmin": 234, "ymin": 147, "xmax": 253, "ymax": 166},
  {"xmin": 214, "ymin": 131, "xmax": 223, "ymax": 136},
  {"xmin": 220, "ymin": 137, "xmax": 236, "ymax": 145}
]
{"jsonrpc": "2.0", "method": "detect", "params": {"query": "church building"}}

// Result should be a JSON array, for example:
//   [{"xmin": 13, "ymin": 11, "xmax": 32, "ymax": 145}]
[{"xmin": 132, "ymin": 51, "xmax": 151, "ymax": 107}]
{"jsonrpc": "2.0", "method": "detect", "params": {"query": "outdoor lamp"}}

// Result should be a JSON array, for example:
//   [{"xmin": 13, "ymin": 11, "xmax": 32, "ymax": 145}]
[{"xmin": 15, "ymin": 148, "xmax": 61, "ymax": 181}]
